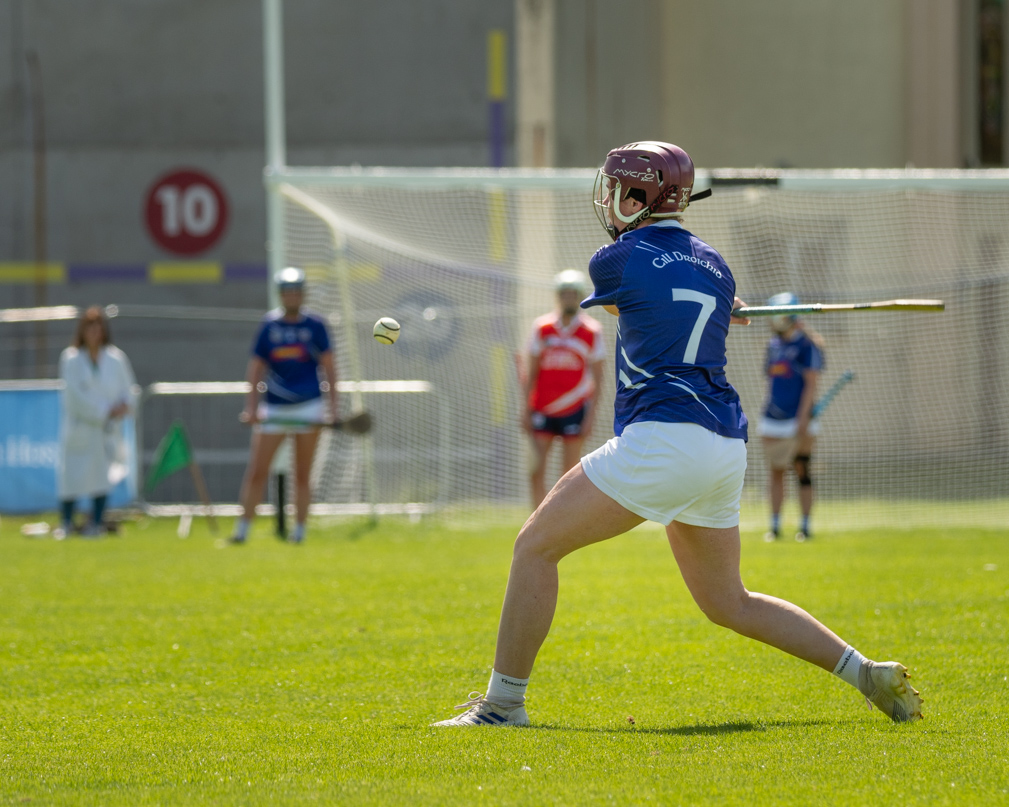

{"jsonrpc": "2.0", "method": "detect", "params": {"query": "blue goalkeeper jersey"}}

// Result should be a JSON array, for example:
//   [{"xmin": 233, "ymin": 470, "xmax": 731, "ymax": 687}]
[
  {"xmin": 581, "ymin": 220, "xmax": 748, "ymax": 441},
  {"xmin": 252, "ymin": 309, "xmax": 332, "ymax": 404},
  {"xmin": 762, "ymin": 331, "xmax": 823, "ymax": 420}
]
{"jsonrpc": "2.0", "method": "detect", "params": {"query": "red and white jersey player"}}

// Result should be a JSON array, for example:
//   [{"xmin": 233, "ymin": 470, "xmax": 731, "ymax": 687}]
[{"xmin": 526, "ymin": 310, "xmax": 606, "ymax": 418}]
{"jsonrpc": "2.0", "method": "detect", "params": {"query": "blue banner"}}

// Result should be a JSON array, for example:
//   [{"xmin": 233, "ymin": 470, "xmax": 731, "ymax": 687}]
[{"xmin": 0, "ymin": 388, "xmax": 136, "ymax": 513}]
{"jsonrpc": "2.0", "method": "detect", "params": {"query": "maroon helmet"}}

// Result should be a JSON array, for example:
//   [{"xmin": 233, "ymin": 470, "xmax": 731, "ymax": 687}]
[{"xmin": 593, "ymin": 141, "xmax": 695, "ymax": 240}]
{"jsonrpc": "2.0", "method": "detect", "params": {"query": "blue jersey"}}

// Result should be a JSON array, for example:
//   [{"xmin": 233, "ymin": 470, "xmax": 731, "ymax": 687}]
[
  {"xmin": 581, "ymin": 220, "xmax": 748, "ymax": 441},
  {"xmin": 252, "ymin": 309, "xmax": 332, "ymax": 404},
  {"xmin": 762, "ymin": 331, "xmax": 823, "ymax": 420}
]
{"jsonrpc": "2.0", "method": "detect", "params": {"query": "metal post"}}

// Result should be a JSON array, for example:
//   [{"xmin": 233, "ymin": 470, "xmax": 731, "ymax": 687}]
[
  {"xmin": 25, "ymin": 51, "xmax": 47, "ymax": 376},
  {"xmin": 263, "ymin": 0, "xmax": 287, "ymax": 308}
]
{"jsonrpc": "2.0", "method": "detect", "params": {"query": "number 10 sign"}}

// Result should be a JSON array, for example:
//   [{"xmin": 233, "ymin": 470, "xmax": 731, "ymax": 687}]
[{"xmin": 145, "ymin": 168, "xmax": 229, "ymax": 255}]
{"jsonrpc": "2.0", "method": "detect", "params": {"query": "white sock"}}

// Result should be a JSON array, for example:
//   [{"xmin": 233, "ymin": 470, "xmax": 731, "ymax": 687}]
[
  {"xmin": 291, "ymin": 522, "xmax": 306, "ymax": 541},
  {"xmin": 832, "ymin": 645, "xmax": 867, "ymax": 689},
  {"xmin": 234, "ymin": 518, "xmax": 250, "ymax": 538},
  {"xmin": 486, "ymin": 669, "xmax": 528, "ymax": 705}
]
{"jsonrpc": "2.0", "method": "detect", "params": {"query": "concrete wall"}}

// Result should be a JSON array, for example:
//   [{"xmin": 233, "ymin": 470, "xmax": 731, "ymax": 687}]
[
  {"xmin": 553, "ymin": 0, "xmax": 663, "ymax": 168},
  {"xmin": 657, "ymin": 0, "xmax": 909, "ymax": 169},
  {"xmin": 522, "ymin": 0, "xmax": 969, "ymax": 169}
]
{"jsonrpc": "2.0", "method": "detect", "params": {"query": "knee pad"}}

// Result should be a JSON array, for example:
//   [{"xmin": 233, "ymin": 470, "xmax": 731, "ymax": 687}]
[{"xmin": 794, "ymin": 454, "xmax": 813, "ymax": 487}]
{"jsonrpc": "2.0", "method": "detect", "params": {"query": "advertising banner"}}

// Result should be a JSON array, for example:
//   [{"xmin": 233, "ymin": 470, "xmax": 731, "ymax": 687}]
[{"xmin": 0, "ymin": 386, "xmax": 137, "ymax": 513}]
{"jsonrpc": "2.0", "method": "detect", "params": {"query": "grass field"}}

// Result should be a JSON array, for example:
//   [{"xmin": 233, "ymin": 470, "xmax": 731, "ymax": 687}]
[{"xmin": 2, "ymin": 514, "xmax": 1008, "ymax": 806}]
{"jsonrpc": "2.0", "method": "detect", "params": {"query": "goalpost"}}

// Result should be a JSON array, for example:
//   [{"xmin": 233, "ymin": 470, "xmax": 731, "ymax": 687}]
[{"xmin": 268, "ymin": 166, "xmax": 1009, "ymax": 529}]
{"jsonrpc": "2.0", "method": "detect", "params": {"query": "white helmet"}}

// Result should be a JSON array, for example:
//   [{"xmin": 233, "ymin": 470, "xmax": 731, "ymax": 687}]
[
  {"xmin": 768, "ymin": 291, "xmax": 800, "ymax": 333},
  {"xmin": 274, "ymin": 266, "xmax": 306, "ymax": 290},
  {"xmin": 554, "ymin": 269, "xmax": 587, "ymax": 294}
]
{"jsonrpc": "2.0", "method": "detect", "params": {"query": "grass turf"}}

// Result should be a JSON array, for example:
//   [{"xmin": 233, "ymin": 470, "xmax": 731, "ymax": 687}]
[{"xmin": 1, "ymin": 515, "xmax": 1008, "ymax": 805}]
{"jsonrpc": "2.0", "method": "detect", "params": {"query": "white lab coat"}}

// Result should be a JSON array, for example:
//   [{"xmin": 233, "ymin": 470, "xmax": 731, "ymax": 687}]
[{"xmin": 58, "ymin": 345, "xmax": 138, "ymax": 500}]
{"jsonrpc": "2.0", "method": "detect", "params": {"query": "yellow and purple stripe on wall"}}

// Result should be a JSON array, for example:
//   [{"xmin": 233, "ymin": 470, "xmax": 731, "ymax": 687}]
[
  {"xmin": 0, "ymin": 262, "xmax": 269, "ymax": 283},
  {"xmin": 488, "ymin": 29, "xmax": 507, "ymax": 168}
]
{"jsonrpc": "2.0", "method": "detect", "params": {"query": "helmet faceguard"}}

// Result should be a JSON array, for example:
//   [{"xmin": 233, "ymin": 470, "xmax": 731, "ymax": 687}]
[{"xmin": 593, "ymin": 141, "xmax": 696, "ymax": 241}]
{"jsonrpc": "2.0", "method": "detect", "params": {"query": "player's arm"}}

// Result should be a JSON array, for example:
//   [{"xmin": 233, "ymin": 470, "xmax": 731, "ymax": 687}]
[
  {"xmin": 584, "ymin": 358, "xmax": 604, "ymax": 434},
  {"xmin": 240, "ymin": 357, "xmax": 268, "ymax": 424},
  {"xmin": 731, "ymin": 296, "xmax": 751, "ymax": 326},
  {"xmin": 319, "ymin": 349, "xmax": 339, "ymax": 422},
  {"xmin": 796, "ymin": 368, "xmax": 819, "ymax": 437},
  {"xmin": 522, "ymin": 353, "xmax": 541, "ymax": 434},
  {"xmin": 584, "ymin": 242, "xmax": 626, "ymax": 316}
]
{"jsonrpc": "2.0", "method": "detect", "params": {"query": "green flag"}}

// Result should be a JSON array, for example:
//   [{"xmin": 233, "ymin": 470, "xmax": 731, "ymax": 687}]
[{"xmin": 145, "ymin": 421, "xmax": 193, "ymax": 494}]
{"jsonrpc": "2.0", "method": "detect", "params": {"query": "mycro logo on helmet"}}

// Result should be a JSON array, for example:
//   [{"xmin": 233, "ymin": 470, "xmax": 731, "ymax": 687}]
[{"xmin": 612, "ymin": 168, "xmax": 657, "ymax": 181}]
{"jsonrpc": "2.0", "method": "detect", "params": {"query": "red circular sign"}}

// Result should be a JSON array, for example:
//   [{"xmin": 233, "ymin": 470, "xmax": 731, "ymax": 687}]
[{"xmin": 144, "ymin": 168, "xmax": 228, "ymax": 255}]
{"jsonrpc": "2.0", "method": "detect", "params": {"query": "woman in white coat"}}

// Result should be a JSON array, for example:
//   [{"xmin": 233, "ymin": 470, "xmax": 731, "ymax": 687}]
[{"xmin": 56, "ymin": 306, "xmax": 137, "ymax": 538}]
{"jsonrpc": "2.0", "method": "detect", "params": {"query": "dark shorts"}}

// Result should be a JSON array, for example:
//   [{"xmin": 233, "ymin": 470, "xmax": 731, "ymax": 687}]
[{"xmin": 531, "ymin": 405, "xmax": 586, "ymax": 438}]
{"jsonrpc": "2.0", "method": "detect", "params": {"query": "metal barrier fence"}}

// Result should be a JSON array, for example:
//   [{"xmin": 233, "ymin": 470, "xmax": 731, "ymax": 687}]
[
  {"xmin": 140, "ymin": 379, "xmax": 449, "ymax": 519},
  {"xmin": 1, "ymin": 305, "xmax": 454, "ymax": 520}
]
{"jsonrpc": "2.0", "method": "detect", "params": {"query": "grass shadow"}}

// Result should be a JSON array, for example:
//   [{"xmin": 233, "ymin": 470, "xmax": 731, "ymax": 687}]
[
  {"xmin": 410, "ymin": 719, "xmax": 835, "ymax": 735},
  {"xmin": 527, "ymin": 719, "xmax": 834, "ymax": 735}
]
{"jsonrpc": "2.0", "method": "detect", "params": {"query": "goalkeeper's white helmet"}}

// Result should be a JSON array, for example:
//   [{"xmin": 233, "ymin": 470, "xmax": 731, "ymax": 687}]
[
  {"xmin": 768, "ymin": 291, "xmax": 800, "ymax": 333},
  {"xmin": 554, "ymin": 269, "xmax": 587, "ymax": 294}
]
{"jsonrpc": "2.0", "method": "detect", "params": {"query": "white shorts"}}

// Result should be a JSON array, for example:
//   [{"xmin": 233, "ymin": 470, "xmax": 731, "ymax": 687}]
[
  {"xmin": 580, "ymin": 421, "xmax": 746, "ymax": 528},
  {"xmin": 256, "ymin": 398, "xmax": 325, "ymax": 434},
  {"xmin": 756, "ymin": 416, "xmax": 822, "ymax": 439}
]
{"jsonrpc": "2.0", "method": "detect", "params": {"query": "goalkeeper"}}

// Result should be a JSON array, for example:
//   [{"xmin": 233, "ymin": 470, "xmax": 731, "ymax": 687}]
[
  {"xmin": 433, "ymin": 141, "xmax": 921, "ymax": 728},
  {"xmin": 756, "ymin": 293, "xmax": 824, "ymax": 542}
]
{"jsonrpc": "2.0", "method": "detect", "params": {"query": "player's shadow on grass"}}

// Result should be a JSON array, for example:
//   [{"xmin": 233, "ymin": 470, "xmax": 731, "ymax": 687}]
[
  {"xmin": 531, "ymin": 719, "xmax": 833, "ymax": 735},
  {"xmin": 342, "ymin": 517, "xmax": 381, "ymax": 541}
]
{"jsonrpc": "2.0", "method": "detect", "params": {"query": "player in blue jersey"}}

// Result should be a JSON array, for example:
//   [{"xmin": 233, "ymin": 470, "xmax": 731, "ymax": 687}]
[
  {"xmin": 229, "ymin": 267, "xmax": 338, "ymax": 545},
  {"xmin": 433, "ymin": 142, "xmax": 921, "ymax": 727},
  {"xmin": 758, "ymin": 293, "xmax": 824, "ymax": 542}
]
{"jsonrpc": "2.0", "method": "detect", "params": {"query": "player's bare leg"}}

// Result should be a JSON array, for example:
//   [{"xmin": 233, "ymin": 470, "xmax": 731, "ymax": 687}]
[
  {"xmin": 766, "ymin": 466, "xmax": 786, "ymax": 541},
  {"xmin": 797, "ymin": 477, "xmax": 813, "ymax": 517},
  {"xmin": 433, "ymin": 464, "xmax": 643, "ymax": 726},
  {"xmin": 529, "ymin": 433, "xmax": 554, "ymax": 510},
  {"xmin": 289, "ymin": 429, "xmax": 321, "ymax": 543},
  {"xmin": 665, "ymin": 521, "xmax": 922, "ymax": 721},
  {"xmin": 794, "ymin": 435, "xmax": 816, "ymax": 540},
  {"xmin": 666, "ymin": 521, "xmax": 845, "ymax": 669},
  {"xmin": 231, "ymin": 431, "xmax": 287, "ymax": 543},
  {"xmin": 495, "ymin": 464, "xmax": 644, "ymax": 679}
]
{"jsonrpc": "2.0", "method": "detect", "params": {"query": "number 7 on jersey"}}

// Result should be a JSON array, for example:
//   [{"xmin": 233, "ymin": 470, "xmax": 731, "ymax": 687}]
[{"xmin": 671, "ymin": 288, "xmax": 717, "ymax": 364}]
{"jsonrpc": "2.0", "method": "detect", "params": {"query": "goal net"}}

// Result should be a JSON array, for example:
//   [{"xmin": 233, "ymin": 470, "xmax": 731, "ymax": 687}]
[{"xmin": 274, "ymin": 167, "xmax": 1009, "ymax": 529}]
